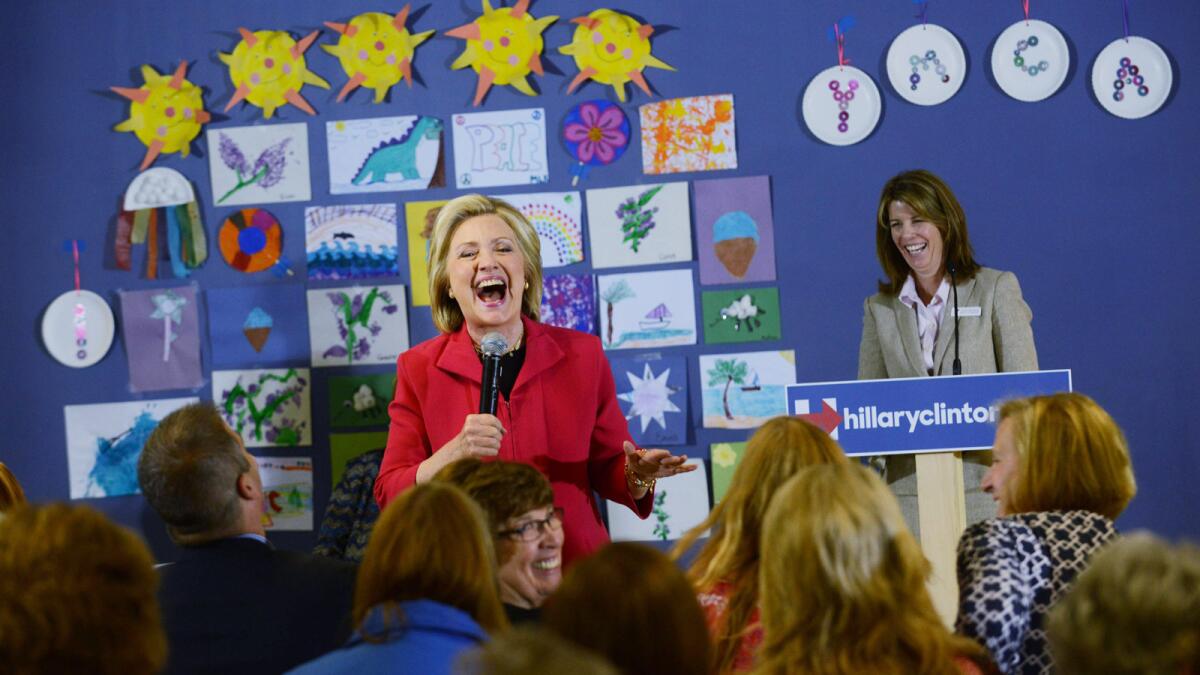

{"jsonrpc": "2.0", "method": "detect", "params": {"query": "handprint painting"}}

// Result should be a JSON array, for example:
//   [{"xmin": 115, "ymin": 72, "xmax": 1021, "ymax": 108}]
[{"xmin": 207, "ymin": 123, "xmax": 312, "ymax": 206}]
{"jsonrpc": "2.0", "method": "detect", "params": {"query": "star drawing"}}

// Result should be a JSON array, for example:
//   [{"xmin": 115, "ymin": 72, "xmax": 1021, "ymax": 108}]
[{"xmin": 618, "ymin": 363, "xmax": 681, "ymax": 433}]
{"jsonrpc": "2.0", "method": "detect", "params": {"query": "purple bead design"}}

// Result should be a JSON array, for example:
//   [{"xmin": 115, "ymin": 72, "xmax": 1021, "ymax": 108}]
[
  {"xmin": 908, "ymin": 50, "xmax": 949, "ymax": 91},
  {"xmin": 829, "ymin": 79, "xmax": 859, "ymax": 133},
  {"xmin": 1112, "ymin": 56, "xmax": 1149, "ymax": 102}
]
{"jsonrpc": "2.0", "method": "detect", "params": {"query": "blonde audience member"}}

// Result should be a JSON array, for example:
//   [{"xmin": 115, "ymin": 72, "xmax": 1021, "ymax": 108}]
[
  {"xmin": 0, "ymin": 503, "xmax": 166, "ymax": 675},
  {"xmin": 0, "ymin": 462, "xmax": 26, "ymax": 511},
  {"xmin": 543, "ymin": 542, "xmax": 711, "ymax": 675},
  {"xmin": 455, "ymin": 626, "xmax": 617, "ymax": 675},
  {"xmin": 755, "ymin": 463, "xmax": 993, "ymax": 675},
  {"xmin": 672, "ymin": 416, "xmax": 847, "ymax": 672},
  {"xmin": 957, "ymin": 392, "xmax": 1137, "ymax": 675},
  {"xmin": 1047, "ymin": 532, "xmax": 1200, "ymax": 675}
]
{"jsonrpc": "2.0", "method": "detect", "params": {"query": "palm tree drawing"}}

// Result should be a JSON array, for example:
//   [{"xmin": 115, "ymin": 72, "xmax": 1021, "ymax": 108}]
[
  {"xmin": 599, "ymin": 279, "xmax": 635, "ymax": 346},
  {"xmin": 707, "ymin": 358, "xmax": 748, "ymax": 420}
]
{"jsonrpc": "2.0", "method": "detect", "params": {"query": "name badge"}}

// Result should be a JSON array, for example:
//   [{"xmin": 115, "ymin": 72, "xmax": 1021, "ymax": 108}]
[{"xmin": 955, "ymin": 306, "xmax": 982, "ymax": 317}]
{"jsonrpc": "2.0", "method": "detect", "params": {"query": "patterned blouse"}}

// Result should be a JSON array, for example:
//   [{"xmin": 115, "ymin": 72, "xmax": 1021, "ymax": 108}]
[
  {"xmin": 955, "ymin": 510, "xmax": 1117, "ymax": 675},
  {"xmin": 313, "ymin": 449, "xmax": 383, "ymax": 563}
]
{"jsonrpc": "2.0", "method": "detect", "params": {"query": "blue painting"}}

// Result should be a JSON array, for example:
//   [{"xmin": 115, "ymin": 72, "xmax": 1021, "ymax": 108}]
[
  {"xmin": 207, "ymin": 285, "xmax": 310, "ymax": 368},
  {"xmin": 305, "ymin": 204, "xmax": 400, "ymax": 281},
  {"xmin": 541, "ymin": 273, "xmax": 596, "ymax": 335},
  {"xmin": 63, "ymin": 397, "xmax": 199, "ymax": 499},
  {"xmin": 608, "ymin": 353, "xmax": 687, "ymax": 446}
]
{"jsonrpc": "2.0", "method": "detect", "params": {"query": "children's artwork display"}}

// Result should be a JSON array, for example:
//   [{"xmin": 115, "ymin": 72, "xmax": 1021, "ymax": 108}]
[
  {"xmin": 640, "ymin": 94, "xmax": 736, "ymax": 175},
  {"xmin": 322, "ymin": 6, "xmax": 435, "ymax": 103},
  {"xmin": 990, "ymin": 19, "xmax": 1070, "ymax": 103},
  {"xmin": 305, "ymin": 204, "xmax": 400, "ymax": 280},
  {"xmin": 217, "ymin": 208, "xmax": 290, "ymax": 276},
  {"xmin": 540, "ymin": 273, "xmax": 596, "ymax": 335},
  {"xmin": 609, "ymin": 353, "xmax": 687, "ymax": 446},
  {"xmin": 207, "ymin": 123, "xmax": 311, "ymax": 206},
  {"xmin": 885, "ymin": 23, "xmax": 966, "ymax": 106},
  {"xmin": 709, "ymin": 440, "xmax": 747, "ymax": 504},
  {"xmin": 694, "ymin": 176, "xmax": 778, "ymax": 285},
  {"xmin": 326, "ymin": 116, "xmax": 445, "ymax": 194},
  {"xmin": 586, "ymin": 182, "xmax": 692, "ymax": 269},
  {"xmin": 328, "ymin": 373, "xmax": 394, "ymax": 428},
  {"xmin": 597, "ymin": 269, "xmax": 696, "ymax": 350},
  {"xmin": 607, "ymin": 463, "xmax": 709, "ymax": 542},
  {"xmin": 63, "ymin": 397, "xmax": 198, "ymax": 499},
  {"xmin": 42, "ymin": 289, "xmax": 116, "ymax": 369},
  {"xmin": 452, "ymin": 108, "xmax": 549, "ymax": 189},
  {"xmin": 562, "ymin": 99, "xmax": 631, "ymax": 184},
  {"xmin": 207, "ymin": 284, "xmax": 310, "ymax": 368},
  {"xmin": 112, "ymin": 61, "xmax": 211, "ymax": 170},
  {"xmin": 330, "ymin": 432, "xmax": 389, "ymax": 488},
  {"xmin": 256, "ymin": 456, "xmax": 314, "ymax": 531},
  {"xmin": 1091, "ymin": 36, "xmax": 1172, "ymax": 119},
  {"xmin": 213, "ymin": 368, "xmax": 311, "ymax": 448},
  {"xmin": 700, "ymin": 350, "xmax": 795, "ymax": 429},
  {"xmin": 118, "ymin": 286, "xmax": 204, "ymax": 393},
  {"xmin": 702, "ymin": 288, "xmax": 782, "ymax": 344},
  {"xmin": 500, "ymin": 191, "xmax": 584, "ymax": 268},
  {"xmin": 116, "ymin": 168, "xmax": 207, "ymax": 279},
  {"xmin": 220, "ymin": 28, "xmax": 329, "ymax": 119},
  {"xmin": 403, "ymin": 200, "xmax": 449, "ymax": 307},
  {"xmin": 559, "ymin": 8, "xmax": 675, "ymax": 102},
  {"xmin": 801, "ymin": 65, "xmax": 882, "ymax": 146},
  {"xmin": 446, "ymin": 0, "xmax": 557, "ymax": 106},
  {"xmin": 307, "ymin": 285, "xmax": 408, "ymax": 367}
]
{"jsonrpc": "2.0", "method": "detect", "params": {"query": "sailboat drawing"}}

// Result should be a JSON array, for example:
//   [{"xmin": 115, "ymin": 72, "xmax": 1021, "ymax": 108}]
[
  {"xmin": 639, "ymin": 303, "xmax": 673, "ymax": 331},
  {"xmin": 740, "ymin": 369, "xmax": 762, "ymax": 392}
]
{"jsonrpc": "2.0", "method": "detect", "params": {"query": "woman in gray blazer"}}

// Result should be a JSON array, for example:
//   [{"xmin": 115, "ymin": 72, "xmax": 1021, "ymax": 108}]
[{"xmin": 857, "ymin": 169, "xmax": 1038, "ymax": 533}]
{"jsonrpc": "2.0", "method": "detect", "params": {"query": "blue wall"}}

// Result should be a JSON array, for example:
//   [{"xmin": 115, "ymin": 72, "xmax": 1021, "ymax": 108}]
[{"xmin": 1, "ymin": 1, "xmax": 1196, "ymax": 561}]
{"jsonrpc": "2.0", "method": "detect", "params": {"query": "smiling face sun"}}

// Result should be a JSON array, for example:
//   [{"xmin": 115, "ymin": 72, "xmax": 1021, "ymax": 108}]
[
  {"xmin": 219, "ymin": 28, "xmax": 330, "ymax": 119},
  {"xmin": 559, "ymin": 9, "xmax": 674, "ymax": 102},
  {"xmin": 112, "ymin": 62, "xmax": 211, "ymax": 170},
  {"xmin": 447, "ymin": 0, "xmax": 557, "ymax": 106},
  {"xmin": 322, "ymin": 5, "xmax": 434, "ymax": 103}
]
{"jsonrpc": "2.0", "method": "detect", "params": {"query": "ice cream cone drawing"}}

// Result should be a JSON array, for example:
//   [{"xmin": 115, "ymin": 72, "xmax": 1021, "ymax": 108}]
[
  {"xmin": 242, "ymin": 307, "xmax": 274, "ymax": 352},
  {"xmin": 712, "ymin": 211, "xmax": 759, "ymax": 279}
]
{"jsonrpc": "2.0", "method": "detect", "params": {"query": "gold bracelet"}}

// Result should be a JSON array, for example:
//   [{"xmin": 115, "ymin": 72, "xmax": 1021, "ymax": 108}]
[{"xmin": 625, "ymin": 460, "xmax": 656, "ymax": 491}]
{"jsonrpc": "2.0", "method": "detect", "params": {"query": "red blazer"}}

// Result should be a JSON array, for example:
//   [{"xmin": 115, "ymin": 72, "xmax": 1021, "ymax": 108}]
[{"xmin": 375, "ymin": 316, "xmax": 652, "ymax": 565}]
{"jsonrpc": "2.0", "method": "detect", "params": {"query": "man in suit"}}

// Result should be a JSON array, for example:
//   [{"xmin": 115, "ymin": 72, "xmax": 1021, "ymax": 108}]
[{"xmin": 139, "ymin": 402, "xmax": 357, "ymax": 675}]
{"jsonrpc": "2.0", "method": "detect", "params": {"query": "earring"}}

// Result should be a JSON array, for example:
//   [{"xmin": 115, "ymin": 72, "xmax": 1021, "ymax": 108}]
[
  {"xmin": 524, "ymin": 281, "xmax": 530, "ymax": 290},
  {"xmin": 448, "ymin": 289, "xmax": 455, "ymax": 299}
]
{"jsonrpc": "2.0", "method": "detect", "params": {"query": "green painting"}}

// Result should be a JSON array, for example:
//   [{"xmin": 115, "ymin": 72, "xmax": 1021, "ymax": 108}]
[
  {"xmin": 329, "ymin": 432, "xmax": 389, "ymax": 488},
  {"xmin": 709, "ymin": 441, "xmax": 747, "ymax": 504},
  {"xmin": 328, "ymin": 373, "xmax": 394, "ymax": 428},
  {"xmin": 701, "ymin": 288, "xmax": 781, "ymax": 344}
]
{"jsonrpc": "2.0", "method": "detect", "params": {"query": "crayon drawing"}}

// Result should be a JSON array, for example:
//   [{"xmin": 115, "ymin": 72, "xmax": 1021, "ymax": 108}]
[
  {"xmin": 452, "ymin": 108, "xmax": 549, "ymax": 189},
  {"xmin": 610, "ymin": 354, "xmax": 687, "ymax": 446},
  {"xmin": 256, "ymin": 456, "xmax": 314, "ymax": 531},
  {"xmin": 607, "ymin": 463, "xmax": 710, "ymax": 542},
  {"xmin": 694, "ymin": 176, "xmax": 777, "ymax": 284},
  {"xmin": 597, "ymin": 269, "xmax": 696, "ymax": 350},
  {"xmin": 587, "ymin": 182, "xmax": 692, "ymax": 269},
  {"xmin": 326, "ymin": 115, "xmax": 445, "ymax": 195},
  {"xmin": 404, "ymin": 200, "xmax": 450, "ymax": 307},
  {"xmin": 328, "ymin": 373, "xmax": 394, "ymax": 428},
  {"xmin": 207, "ymin": 285, "xmax": 310, "ymax": 368},
  {"xmin": 307, "ymin": 285, "xmax": 409, "ymax": 367},
  {"xmin": 305, "ymin": 204, "xmax": 399, "ymax": 281},
  {"xmin": 119, "ymin": 286, "xmax": 204, "ymax": 393},
  {"xmin": 640, "ymin": 94, "xmax": 737, "ymax": 175},
  {"xmin": 207, "ymin": 123, "xmax": 311, "ymax": 206},
  {"xmin": 700, "ymin": 350, "xmax": 796, "ymax": 429},
  {"xmin": 540, "ymin": 273, "xmax": 596, "ymax": 335},
  {"xmin": 499, "ymin": 191, "xmax": 584, "ymax": 268},
  {"xmin": 709, "ymin": 441, "xmax": 748, "ymax": 504},
  {"xmin": 63, "ymin": 397, "xmax": 198, "ymax": 499},
  {"xmin": 213, "ymin": 368, "xmax": 311, "ymax": 448},
  {"xmin": 701, "ymin": 288, "xmax": 782, "ymax": 344}
]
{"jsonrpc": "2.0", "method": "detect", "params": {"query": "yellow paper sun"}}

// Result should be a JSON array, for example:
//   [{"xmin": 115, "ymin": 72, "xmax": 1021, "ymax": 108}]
[
  {"xmin": 447, "ymin": 0, "xmax": 557, "ymax": 106},
  {"xmin": 112, "ymin": 62, "xmax": 211, "ymax": 170},
  {"xmin": 559, "ymin": 8, "xmax": 674, "ymax": 102},
  {"xmin": 219, "ymin": 28, "xmax": 330, "ymax": 119},
  {"xmin": 323, "ymin": 5, "xmax": 434, "ymax": 103}
]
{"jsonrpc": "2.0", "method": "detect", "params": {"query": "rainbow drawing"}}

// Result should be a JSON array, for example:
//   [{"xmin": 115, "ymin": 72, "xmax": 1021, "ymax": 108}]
[{"xmin": 501, "ymin": 191, "xmax": 584, "ymax": 268}]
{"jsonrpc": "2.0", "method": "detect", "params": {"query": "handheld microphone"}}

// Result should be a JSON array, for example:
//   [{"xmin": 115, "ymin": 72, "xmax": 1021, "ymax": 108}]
[
  {"xmin": 478, "ymin": 332, "xmax": 508, "ymax": 414},
  {"xmin": 948, "ymin": 264, "xmax": 962, "ymax": 375}
]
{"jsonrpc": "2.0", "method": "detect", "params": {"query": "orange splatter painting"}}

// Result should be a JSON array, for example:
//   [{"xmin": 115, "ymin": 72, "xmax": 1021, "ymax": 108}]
[{"xmin": 639, "ymin": 94, "xmax": 737, "ymax": 175}]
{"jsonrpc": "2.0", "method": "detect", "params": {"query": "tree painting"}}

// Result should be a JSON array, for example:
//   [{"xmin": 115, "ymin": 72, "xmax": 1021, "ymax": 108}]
[
  {"xmin": 600, "ymin": 279, "xmax": 635, "ymax": 346},
  {"xmin": 706, "ymin": 358, "xmax": 748, "ymax": 420}
]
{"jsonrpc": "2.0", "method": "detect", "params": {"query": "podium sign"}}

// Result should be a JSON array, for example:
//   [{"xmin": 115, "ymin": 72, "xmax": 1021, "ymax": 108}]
[{"xmin": 785, "ymin": 370, "xmax": 1072, "ymax": 456}]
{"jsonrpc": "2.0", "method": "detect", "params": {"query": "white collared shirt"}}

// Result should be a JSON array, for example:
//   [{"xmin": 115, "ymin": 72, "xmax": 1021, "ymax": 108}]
[{"xmin": 898, "ymin": 275, "xmax": 950, "ymax": 375}]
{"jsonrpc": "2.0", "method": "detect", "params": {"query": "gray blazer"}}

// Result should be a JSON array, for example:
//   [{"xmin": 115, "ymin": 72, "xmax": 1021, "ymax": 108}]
[{"xmin": 858, "ymin": 267, "xmax": 1038, "ymax": 379}]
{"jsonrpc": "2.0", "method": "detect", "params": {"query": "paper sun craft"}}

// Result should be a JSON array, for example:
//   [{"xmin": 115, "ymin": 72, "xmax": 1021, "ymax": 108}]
[
  {"xmin": 220, "ymin": 28, "xmax": 330, "ymax": 118},
  {"xmin": 115, "ymin": 168, "xmax": 207, "ymax": 279},
  {"xmin": 559, "ymin": 9, "xmax": 674, "ymax": 102},
  {"xmin": 323, "ymin": 5, "xmax": 435, "ymax": 103},
  {"xmin": 112, "ymin": 62, "xmax": 211, "ymax": 170},
  {"xmin": 447, "ymin": 0, "xmax": 557, "ymax": 106}
]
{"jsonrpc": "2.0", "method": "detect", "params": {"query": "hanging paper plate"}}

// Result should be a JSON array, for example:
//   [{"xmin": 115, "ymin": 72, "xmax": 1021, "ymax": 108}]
[
  {"xmin": 1091, "ymin": 36, "xmax": 1172, "ymax": 119},
  {"xmin": 802, "ymin": 65, "xmax": 881, "ymax": 146},
  {"xmin": 562, "ymin": 99, "xmax": 631, "ymax": 185},
  {"xmin": 219, "ymin": 208, "xmax": 283, "ymax": 273},
  {"xmin": 990, "ymin": 19, "xmax": 1070, "ymax": 102},
  {"xmin": 41, "ymin": 290, "xmax": 115, "ymax": 368},
  {"xmin": 886, "ymin": 23, "xmax": 966, "ymax": 106}
]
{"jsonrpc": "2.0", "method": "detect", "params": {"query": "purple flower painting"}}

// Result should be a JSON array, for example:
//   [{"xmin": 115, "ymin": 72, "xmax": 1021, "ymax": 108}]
[
  {"xmin": 206, "ymin": 123, "xmax": 311, "ymax": 206},
  {"xmin": 212, "ymin": 368, "xmax": 312, "ymax": 448},
  {"xmin": 307, "ymin": 284, "xmax": 409, "ymax": 368},
  {"xmin": 540, "ymin": 274, "xmax": 597, "ymax": 335}
]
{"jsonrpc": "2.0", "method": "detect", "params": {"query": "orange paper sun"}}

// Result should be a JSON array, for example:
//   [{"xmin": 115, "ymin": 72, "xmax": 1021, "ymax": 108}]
[
  {"xmin": 447, "ymin": 0, "xmax": 557, "ymax": 106},
  {"xmin": 112, "ymin": 62, "xmax": 211, "ymax": 170},
  {"xmin": 219, "ymin": 28, "xmax": 331, "ymax": 119},
  {"xmin": 559, "ymin": 9, "xmax": 674, "ymax": 102},
  {"xmin": 323, "ymin": 5, "xmax": 434, "ymax": 103}
]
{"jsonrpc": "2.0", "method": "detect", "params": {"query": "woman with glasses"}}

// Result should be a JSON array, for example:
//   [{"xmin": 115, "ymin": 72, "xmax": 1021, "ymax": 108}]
[{"xmin": 437, "ymin": 459, "xmax": 565, "ymax": 624}]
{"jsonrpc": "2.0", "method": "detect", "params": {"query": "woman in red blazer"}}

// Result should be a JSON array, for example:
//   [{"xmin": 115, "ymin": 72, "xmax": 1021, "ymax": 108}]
[{"xmin": 375, "ymin": 195, "xmax": 693, "ymax": 565}]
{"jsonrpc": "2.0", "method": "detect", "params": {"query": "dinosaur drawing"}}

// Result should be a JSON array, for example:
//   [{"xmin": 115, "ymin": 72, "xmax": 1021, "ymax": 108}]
[{"xmin": 351, "ymin": 116, "xmax": 443, "ymax": 185}]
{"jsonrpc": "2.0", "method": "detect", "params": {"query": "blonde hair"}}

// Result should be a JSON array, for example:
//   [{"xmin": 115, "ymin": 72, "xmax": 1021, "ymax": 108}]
[
  {"xmin": 0, "ymin": 463, "xmax": 26, "ymax": 511},
  {"xmin": 427, "ymin": 194, "xmax": 543, "ymax": 334},
  {"xmin": 353, "ymin": 482, "xmax": 508, "ymax": 636},
  {"xmin": 1000, "ymin": 392, "xmax": 1136, "ymax": 519},
  {"xmin": 671, "ymin": 416, "xmax": 847, "ymax": 672},
  {"xmin": 754, "ymin": 463, "xmax": 987, "ymax": 675}
]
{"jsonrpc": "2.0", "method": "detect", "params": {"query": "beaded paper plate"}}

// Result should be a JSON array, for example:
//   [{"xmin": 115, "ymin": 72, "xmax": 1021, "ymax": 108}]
[
  {"xmin": 990, "ymin": 19, "xmax": 1070, "ymax": 102},
  {"xmin": 886, "ymin": 23, "xmax": 966, "ymax": 106},
  {"xmin": 1091, "ymin": 36, "xmax": 1172, "ymax": 119},
  {"xmin": 801, "ymin": 65, "xmax": 882, "ymax": 146}
]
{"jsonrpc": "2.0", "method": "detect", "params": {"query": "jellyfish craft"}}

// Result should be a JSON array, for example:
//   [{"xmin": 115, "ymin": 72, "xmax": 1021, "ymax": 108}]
[{"xmin": 562, "ymin": 99, "xmax": 630, "ymax": 185}]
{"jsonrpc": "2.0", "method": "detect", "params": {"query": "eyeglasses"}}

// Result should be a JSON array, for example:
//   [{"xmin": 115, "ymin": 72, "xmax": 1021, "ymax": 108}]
[{"xmin": 496, "ymin": 507, "xmax": 564, "ymax": 542}]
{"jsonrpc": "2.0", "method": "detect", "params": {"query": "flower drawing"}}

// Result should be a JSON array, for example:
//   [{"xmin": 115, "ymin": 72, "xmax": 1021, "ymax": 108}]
[
  {"xmin": 652, "ymin": 489, "xmax": 670, "ymax": 540},
  {"xmin": 615, "ymin": 184, "xmax": 664, "ymax": 253},
  {"xmin": 711, "ymin": 443, "xmax": 738, "ymax": 469},
  {"xmin": 149, "ymin": 290, "xmax": 187, "ymax": 362},
  {"xmin": 322, "ymin": 287, "xmax": 398, "ymax": 364},
  {"xmin": 217, "ymin": 133, "xmax": 291, "ymax": 204},
  {"xmin": 220, "ymin": 368, "xmax": 308, "ymax": 446},
  {"xmin": 564, "ymin": 101, "xmax": 629, "ymax": 164}
]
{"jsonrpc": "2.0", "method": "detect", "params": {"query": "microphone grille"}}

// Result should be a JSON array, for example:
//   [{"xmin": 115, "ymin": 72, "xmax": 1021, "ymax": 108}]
[{"xmin": 479, "ymin": 332, "xmax": 508, "ymax": 357}]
